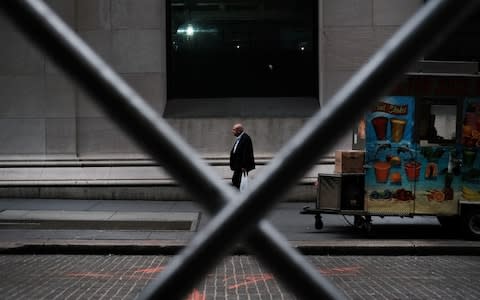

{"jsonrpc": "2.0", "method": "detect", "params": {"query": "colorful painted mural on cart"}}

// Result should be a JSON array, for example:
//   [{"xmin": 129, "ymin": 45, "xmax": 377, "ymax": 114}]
[
  {"xmin": 461, "ymin": 98, "xmax": 480, "ymax": 202},
  {"xmin": 364, "ymin": 95, "xmax": 467, "ymax": 215},
  {"xmin": 365, "ymin": 96, "xmax": 416, "ymax": 215}
]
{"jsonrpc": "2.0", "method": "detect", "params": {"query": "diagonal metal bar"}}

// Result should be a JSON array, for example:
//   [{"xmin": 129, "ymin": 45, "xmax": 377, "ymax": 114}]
[
  {"xmin": 0, "ymin": 1, "xmax": 344, "ymax": 299},
  {"xmin": 137, "ymin": 0, "xmax": 480, "ymax": 299}
]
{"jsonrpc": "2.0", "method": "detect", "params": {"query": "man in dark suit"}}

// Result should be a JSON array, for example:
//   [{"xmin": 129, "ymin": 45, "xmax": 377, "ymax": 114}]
[{"xmin": 230, "ymin": 123, "xmax": 255, "ymax": 189}]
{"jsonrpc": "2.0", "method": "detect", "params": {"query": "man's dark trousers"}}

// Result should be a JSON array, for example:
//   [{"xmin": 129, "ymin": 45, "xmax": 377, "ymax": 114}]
[
  {"xmin": 232, "ymin": 170, "xmax": 242, "ymax": 189},
  {"xmin": 230, "ymin": 133, "xmax": 255, "ymax": 189}
]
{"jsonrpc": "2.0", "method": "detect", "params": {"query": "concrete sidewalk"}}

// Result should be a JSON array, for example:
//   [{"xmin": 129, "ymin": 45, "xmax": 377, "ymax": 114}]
[
  {"xmin": 1, "ymin": 198, "xmax": 480, "ymax": 255},
  {"xmin": 0, "ymin": 209, "xmax": 199, "ymax": 231}
]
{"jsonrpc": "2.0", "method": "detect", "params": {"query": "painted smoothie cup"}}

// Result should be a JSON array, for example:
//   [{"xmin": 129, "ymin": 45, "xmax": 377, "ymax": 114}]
[
  {"xmin": 463, "ymin": 149, "xmax": 476, "ymax": 168},
  {"xmin": 404, "ymin": 161, "xmax": 421, "ymax": 181},
  {"xmin": 390, "ymin": 118, "xmax": 406, "ymax": 142},
  {"xmin": 371, "ymin": 116, "xmax": 388, "ymax": 140},
  {"xmin": 374, "ymin": 161, "xmax": 391, "ymax": 183}
]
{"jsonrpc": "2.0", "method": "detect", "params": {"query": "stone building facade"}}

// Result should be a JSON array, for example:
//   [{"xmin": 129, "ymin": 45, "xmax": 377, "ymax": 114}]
[{"xmin": 0, "ymin": 0, "xmax": 424, "ymax": 200}]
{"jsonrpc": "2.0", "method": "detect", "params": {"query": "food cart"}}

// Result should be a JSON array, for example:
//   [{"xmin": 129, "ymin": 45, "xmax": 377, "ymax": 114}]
[{"xmin": 301, "ymin": 71, "xmax": 480, "ymax": 239}]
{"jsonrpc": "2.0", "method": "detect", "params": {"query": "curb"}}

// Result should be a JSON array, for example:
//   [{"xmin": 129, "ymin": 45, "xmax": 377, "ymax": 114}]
[
  {"xmin": 0, "ymin": 240, "xmax": 187, "ymax": 255},
  {"xmin": 2, "ymin": 240, "xmax": 480, "ymax": 256}
]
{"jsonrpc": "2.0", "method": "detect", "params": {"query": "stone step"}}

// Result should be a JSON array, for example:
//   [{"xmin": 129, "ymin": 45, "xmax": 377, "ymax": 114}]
[{"xmin": 0, "ymin": 210, "xmax": 200, "ymax": 231}]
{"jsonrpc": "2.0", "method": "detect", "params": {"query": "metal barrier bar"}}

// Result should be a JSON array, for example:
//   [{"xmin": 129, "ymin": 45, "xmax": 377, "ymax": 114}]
[
  {"xmin": 0, "ymin": 1, "xmax": 343, "ymax": 299},
  {"xmin": 1, "ymin": 0, "xmax": 478, "ymax": 299},
  {"xmin": 137, "ymin": 0, "xmax": 480, "ymax": 299}
]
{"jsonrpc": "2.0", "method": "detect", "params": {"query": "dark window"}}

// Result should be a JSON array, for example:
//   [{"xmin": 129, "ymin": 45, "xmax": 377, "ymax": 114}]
[
  {"xmin": 167, "ymin": 0, "xmax": 318, "ymax": 99},
  {"xmin": 416, "ymin": 98, "xmax": 459, "ymax": 145},
  {"xmin": 425, "ymin": 7, "xmax": 480, "ymax": 63}
]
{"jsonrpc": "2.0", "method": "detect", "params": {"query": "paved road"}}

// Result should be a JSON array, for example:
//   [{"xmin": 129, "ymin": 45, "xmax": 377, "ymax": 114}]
[{"xmin": 1, "ymin": 254, "xmax": 480, "ymax": 299}]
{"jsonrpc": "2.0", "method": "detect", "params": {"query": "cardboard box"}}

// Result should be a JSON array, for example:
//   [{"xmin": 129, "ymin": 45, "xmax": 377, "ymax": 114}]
[{"xmin": 335, "ymin": 150, "xmax": 365, "ymax": 173}]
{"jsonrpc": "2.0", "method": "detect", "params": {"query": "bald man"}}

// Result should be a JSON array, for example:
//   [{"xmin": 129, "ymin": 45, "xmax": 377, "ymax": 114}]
[{"xmin": 229, "ymin": 123, "xmax": 255, "ymax": 188}]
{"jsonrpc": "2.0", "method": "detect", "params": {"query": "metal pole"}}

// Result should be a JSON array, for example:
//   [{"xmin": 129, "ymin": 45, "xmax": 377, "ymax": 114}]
[
  {"xmin": 0, "ymin": 1, "xmax": 343, "ymax": 299},
  {"xmin": 137, "ymin": 0, "xmax": 480, "ymax": 299}
]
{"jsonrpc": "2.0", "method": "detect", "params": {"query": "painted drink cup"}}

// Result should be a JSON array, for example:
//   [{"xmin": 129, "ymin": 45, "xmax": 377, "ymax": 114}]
[
  {"xmin": 371, "ymin": 117, "xmax": 388, "ymax": 140},
  {"xmin": 405, "ymin": 161, "xmax": 421, "ymax": 181},
  {"xmin": 374, "ymin": 161, "xmax": 391, "ymax": 183},
  {"xmin": 463, "ymin": 149, "xmax": 476, "ymax": 168},
  {"xmin": 390, "ymin": 118, "xmax": 406, "ymax": 142}
]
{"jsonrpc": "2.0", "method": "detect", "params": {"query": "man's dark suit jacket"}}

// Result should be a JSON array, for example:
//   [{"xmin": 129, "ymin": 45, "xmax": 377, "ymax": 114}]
[{"xmin": 230, "ymin": 133, "xmax": 255, "ymax": 172}]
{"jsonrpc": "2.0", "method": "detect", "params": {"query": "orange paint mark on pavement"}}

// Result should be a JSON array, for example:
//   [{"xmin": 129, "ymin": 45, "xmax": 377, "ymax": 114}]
[
  {"xmin": 227, "ymin": 273, "xmax": 274, "ymax": 289},
  {"xmin": 66, "ymin": 266, "xmax": 167, "ymax": 280},
  {"xmin": 66, "ymin": 272, "xmax": 113, "ymax": 278},
  {"xmin": 319, "ymin": 266, "xmax": 362, "ymax": 276},
  {"xmin": 185, "ymin": 288, "xmax": 206, "ymax": 300},
  {"xmin": 133, "ymin": 266, "xmax": 166, "ymax": 274}
]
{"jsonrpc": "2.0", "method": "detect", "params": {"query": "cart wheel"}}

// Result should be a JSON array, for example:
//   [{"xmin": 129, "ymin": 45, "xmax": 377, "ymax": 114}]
[
  {"xmin": 437, "ymin": 216, "xmax": 461, "ymax": 231},
  {"xmin": 364, "ymin": 216, "xmax": 373, "ymax": 233},
  {"xmin": 464, "ymin": 209, "xmax": 480, "ymax": 240},
  {"xmin": 354, "ymin": 215, "xmax": 364, "ymax": 229},
  {"xmin": 314, "ymin": 215, "xmax": 323, "ymax": 230},
  {"xmin": 364, "ymin": 221, "xmax": 372, "ymax": 233}
]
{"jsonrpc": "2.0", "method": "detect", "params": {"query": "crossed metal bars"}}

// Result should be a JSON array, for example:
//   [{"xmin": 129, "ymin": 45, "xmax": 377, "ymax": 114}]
[{"xmin": 1, "ymin": 0, "xmax": 478, "ymax": 299}]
